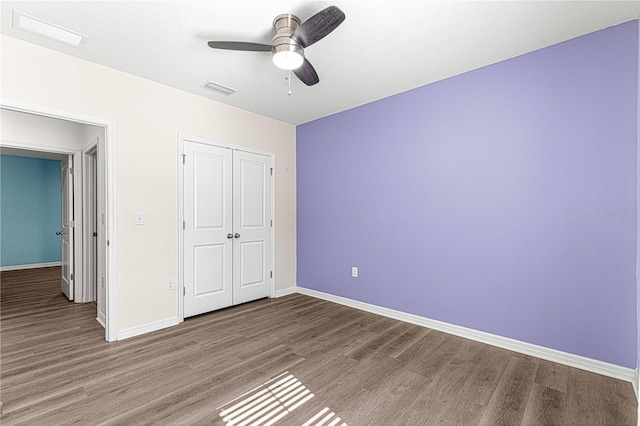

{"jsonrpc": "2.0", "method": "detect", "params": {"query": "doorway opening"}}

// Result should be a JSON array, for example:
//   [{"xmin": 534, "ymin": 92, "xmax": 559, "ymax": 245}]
[{"xmin": 0, "ymin": 99, "xmax": 116, "ymax": 341}]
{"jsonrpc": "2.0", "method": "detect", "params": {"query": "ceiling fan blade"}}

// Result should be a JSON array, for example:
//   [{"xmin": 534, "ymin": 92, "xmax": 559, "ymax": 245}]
[
  {"xmin": 207, "ymin": 41, "xmax": 272, "ymax": 51},
  {"xmin": 292, "ymin": 6, "xmax": 345, "ymax": 48},
  {"xmin": 293, "ymin": 58, "xmax": 319, "ymax": 86}
]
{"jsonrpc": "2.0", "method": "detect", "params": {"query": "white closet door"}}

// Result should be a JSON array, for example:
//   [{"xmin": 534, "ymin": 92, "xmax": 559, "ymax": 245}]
[
  {"xmin": 232, "ymin": 150, "xmax": 272, "ymax": 305},
  {"xmin": 183, "ymin": 142, "xmax": 233, "ymax": 317}
]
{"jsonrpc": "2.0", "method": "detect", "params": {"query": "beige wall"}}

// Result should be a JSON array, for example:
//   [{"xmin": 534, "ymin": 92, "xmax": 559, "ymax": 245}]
[{"xmin": 0, "ymin": 35, "xmax": 297, "ymax": 331}]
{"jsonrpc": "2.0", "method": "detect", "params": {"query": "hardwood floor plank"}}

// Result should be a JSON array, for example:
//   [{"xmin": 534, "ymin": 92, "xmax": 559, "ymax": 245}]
[
  {"xmin": 534, "ymin": 359, "xmax": 568, "ymax": 393},
  {"xmin": 1, "ymin": 267, "xmax": 636, "ymax": 425},
  {"xmin": 435, "ymin": 346, "xmax": 515, "ymax": 425},
  {"xmin": 478, "ymin": 356, "xmax": 539, "ymax": 425},
  {"xmin": 521, "ymin": 383, "xmax": 565, "ymax": 426},
  {"xmin": 564, "ymin": 367, "xmax": 638, "ymax": 425},
  {"xmin": 345, "ymin": 321, "xmax": 412, "ymax": 361},
  {"xmin": 0, "ymin": 387, "xmax": 89, "ymax": 426},
  {"xmin": 398, "ymin": 356, "xmax": 478, "ymax": 424}
]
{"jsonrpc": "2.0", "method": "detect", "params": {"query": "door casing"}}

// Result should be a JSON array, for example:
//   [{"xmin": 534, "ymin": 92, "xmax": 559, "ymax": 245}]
[{"xmin": 178, "ymin": 133, "xmax": 276, "ymax": 322}]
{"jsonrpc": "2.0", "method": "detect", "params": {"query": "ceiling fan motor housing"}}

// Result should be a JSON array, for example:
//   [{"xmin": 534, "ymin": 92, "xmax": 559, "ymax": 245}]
[{"xmin": 272, "ymin": 14, "xmax": 303, "ymax": 58}]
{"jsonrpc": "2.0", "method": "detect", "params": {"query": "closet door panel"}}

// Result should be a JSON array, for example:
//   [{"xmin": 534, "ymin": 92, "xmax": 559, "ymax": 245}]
[
  {"xmin": 233, "ymin": 151, "xmax": 272, "ymax": 305},
  {"xmin": 183, "ymin": 142, "xmax": 233, "ymax": 317}
]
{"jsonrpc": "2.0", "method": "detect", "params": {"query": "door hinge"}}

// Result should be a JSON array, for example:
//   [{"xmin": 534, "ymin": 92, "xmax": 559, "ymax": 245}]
[
  {"xmin": 182, "ymin": 154, "xmax": 186, "ymax": 164},
  {"xmin": 183, "ymin": 221, "xmax": 186, "ymax": 230},
  {"xmin": 183, "ymin": 286, "xmax": 186, "ymax": 296},
  {"xmin": 270, "ymin": 168, "xmax": 273, "ymax": 176},
  {"xmin": 70, "ymin": 168, "xmax": 73, "ymax": 175},
  {"xmin": 270, "ymin": 220, "xmax": 273, "ymax": 227},
  {"xmin": 70, "ymin": 273, "xmax": 74, "ymax": 281},
  {"xmin": 270, "ymin": 271, "xmax": 273, "ymax": 278}
]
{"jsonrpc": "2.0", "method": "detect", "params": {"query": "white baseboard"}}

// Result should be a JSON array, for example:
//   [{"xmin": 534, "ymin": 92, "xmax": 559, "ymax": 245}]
[
  {"xmin": 633, "ymin": 368, "xmax": 639, "ymax": 401},
  {"xmin": 297, "ymin": 287, "xmax": 636, "ymax": 385},
  {"xmin": 96, "ymin": 313, "xmax": 106, "ymax": 329},
  {"xmin": 1, "ymin": 261, "xmax": 61, "ymax": 271},
  {"xmin": 274, "ymin": 286, "xmax": 297, "ymax": 298},
  {"xmin": 117, "ymin": 317, "xmax": 179, "ymax": 341}
]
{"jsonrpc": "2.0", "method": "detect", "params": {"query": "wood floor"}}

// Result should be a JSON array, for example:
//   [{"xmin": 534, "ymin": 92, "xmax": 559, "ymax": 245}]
[{"xmin": 1, "ymin": 267, "xmax": 637, "ymax": 425}]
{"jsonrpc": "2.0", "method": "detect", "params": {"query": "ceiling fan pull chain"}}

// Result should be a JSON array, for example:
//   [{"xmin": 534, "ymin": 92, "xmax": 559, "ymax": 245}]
[{"xmin": 287, "ymin": 70, "xmax": 292, "ymax": 96}]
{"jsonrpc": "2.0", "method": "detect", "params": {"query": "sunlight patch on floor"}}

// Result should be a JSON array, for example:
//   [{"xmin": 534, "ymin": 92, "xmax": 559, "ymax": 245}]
[{"xmin": 218, "ymin": 371, "xmax": 346, "ymax": 426}]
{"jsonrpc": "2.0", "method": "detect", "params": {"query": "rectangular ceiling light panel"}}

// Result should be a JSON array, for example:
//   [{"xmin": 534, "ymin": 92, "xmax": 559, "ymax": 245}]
[
  {"xmin": 202, "ymin": 80, "xmax": 237, "ymax": 96},
  {"xmin": 12, "ymin": 10, "xmax": 86, "ymax": 48}
]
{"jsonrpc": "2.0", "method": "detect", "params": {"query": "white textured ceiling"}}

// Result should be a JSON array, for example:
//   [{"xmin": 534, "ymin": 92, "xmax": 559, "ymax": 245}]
[{"xmin": 1, "ymin": 1, "xmax": 638, "ymax": 125}]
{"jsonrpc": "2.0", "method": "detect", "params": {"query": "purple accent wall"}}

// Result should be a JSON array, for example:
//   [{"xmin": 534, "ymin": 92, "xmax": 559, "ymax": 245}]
[{"xmin": 297, "ymin": 21, "xmax": 639, "ymax": 368}]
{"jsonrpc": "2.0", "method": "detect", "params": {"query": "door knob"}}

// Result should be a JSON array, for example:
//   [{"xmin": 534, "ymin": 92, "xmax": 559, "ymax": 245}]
[
  {"xmin": 227, "ymin": 233, "xmax": 233, "ymax": 239},
  {"xmin": 234, "ymin": 233, "xmax": 240, "ymax": 238},
  {"xmin": 56, "ymin": 231, "xmax": 62, "ymax": 236}
]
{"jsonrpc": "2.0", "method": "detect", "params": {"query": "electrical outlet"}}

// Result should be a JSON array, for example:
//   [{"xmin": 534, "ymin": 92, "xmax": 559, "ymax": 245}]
[
  {"xmin": 351, "ymin": 267, "xmax": 358, "ymax": 278},
  {"xmin": 166, "ymin": 278, "xmax": 174, "ymax": 290}
]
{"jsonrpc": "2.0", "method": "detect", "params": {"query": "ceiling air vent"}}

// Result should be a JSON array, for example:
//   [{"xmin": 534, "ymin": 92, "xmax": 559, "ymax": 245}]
[{"xmin": 201, "ymin": 80, "xmax": 237, "ymax": 96}]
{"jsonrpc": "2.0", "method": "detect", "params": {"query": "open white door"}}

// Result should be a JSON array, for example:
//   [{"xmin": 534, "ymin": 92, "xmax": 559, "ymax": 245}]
[{"xmin": 61, "ymin": 155, "xmax": 74, "ymax": 301}]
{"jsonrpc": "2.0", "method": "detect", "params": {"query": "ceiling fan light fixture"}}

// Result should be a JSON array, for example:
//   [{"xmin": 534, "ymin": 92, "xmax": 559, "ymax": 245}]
[
  {"xmin": 207, "ymin": 6, "xmax": 345, "ymax": 86},
  {"xmin": 272, "ymin": 49, "xmax": 303, "ymax": 70}
]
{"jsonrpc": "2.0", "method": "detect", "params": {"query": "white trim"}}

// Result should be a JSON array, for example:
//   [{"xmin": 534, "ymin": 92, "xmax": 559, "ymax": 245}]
[
  {"xmin": 96, "ymin": 312, "xmax": 106, "ymax": 328},
  {"xmin": 105, "ymin": 121, "xmax": 117, "ymax": 342},
  {"xmin": 80, "ymin": 141, "xmax": 98, "ymax": 304},
  {"xmin": 297, "ymin": 286, "xmax": 637, "ymax": 384},
  {"xmin": 274, "ymin": 286, "xmax": 297, "ymax": 298},
  {"xmin": 177, "ymin": 133, "xmax": 276, "ymax": 322},
  {"xmin": 269, "ymin": 156, "xmax": 276, "ymax": 299},
  {"xmin": 0, "ymin": 261, "xmax": 62, "ymax": 271},
  {"xmin": 177, "ymin": 136, "xmax": 184, "ymax": 322},
  {"xmin": 1, "ymin": 97, "xmax": 117, "ymax": 343},
  {"xmin": 633, "ymin": 368, "xmax": 639, "ymax": 401},
  {"xmin": 117, "ymin": 317, "xmax": 179, "ymax": 341},
  {"xmin": 636, "ymin": 11, "xmax": 640, "ymax": 410}
]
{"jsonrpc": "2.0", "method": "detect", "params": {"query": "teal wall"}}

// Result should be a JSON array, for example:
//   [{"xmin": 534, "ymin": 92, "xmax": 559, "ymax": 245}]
[{"xmin": 1, "ymin": 155, "xmax": 62, "ymax": 267}]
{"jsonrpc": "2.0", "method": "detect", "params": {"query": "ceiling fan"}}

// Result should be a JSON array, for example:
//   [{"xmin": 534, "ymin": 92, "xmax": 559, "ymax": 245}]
[{"xmin": 207, "ymin": 6, "xmax": 345, "ymax": 86}]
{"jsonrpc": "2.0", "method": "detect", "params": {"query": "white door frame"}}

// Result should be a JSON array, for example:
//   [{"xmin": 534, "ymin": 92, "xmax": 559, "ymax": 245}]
[
  {"xmin": 80, "ymin": 141, "xmax": 99, "ymax": 306},
  {"xmin": 1, "ymin": 97, "xmax": 117, "ymax": 342},
  {"xmin": 177, "ymin": 133, "xmax": 276, "ymax": 322}
]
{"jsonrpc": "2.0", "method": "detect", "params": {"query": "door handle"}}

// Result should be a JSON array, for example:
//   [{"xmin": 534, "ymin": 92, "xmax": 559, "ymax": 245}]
[
  {"xmin": 56, "ymin": 231, "xmax": 62, "ymax": 236},
  {"xmin": 227, "ymin": 233, "xmax": 233, "ymax": 239},
  {"xmin": 234, "ymin": 233, "xmax": 240, "ymax": 239}
]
